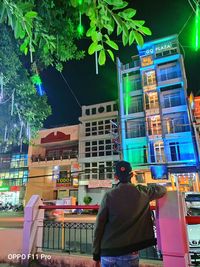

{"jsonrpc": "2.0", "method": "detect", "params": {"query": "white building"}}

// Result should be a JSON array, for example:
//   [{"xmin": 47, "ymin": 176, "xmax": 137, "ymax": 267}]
[{"xmin": 78, "ymin": 101, "xmax": 120, "ymax": 204}]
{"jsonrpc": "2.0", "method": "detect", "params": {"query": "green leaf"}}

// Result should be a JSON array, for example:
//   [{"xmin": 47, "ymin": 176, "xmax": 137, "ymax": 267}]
[
  {"xmin": 112, "ymin": 2, "xmax": 128, "ymax": 10},
  {"xmin": 0, "ymin": 4, "xmax": 6, "ymax": 23},
  {"xmin": 112, "ymin": 13, "xmax": 123, "ymax": 28},
  {"xmin": 133, "ymin": 20, "xmax": 145, "ymax": 27},
  {"xmin": 106, "ymin": 40, "xmax": 119, "ymax": 50},
  {"xmin": 117, "ymin": 25, "xmax": 122, "ymax": 36},
  {"xmin": 70, "ymin": 0, "xmax": 78, "ymax": 7},
  {"xmin": 25, "ymin": 11, "xmax": 37, "ymax": 19},
  {"xmin": 140, "ymin": 26, "xmax": 152, "ymax": 35},
  {"xmin": 107, "ymin": 49, "xmax": 114, "ymax": 61},
  {"xmin": 129, "ymin": 30, "xmax": 135, "ymax": 45},
  {"xmin": 98, "ymin": 49, "xmax": 106, "ymax": 65},
  {"xmin": 101, "ymin": 15, "xmax": 110, "ymax": 22},
  {"xmin": 133, "ymin": 31, "xmax": 144, "ymax": 47},
  {"xmin": 14, "ymin": 19, "xmax": 20, "ymax": 39},
  {"xmin": 104, "ymin": 23, "xmax": 114, "ymax": 32},
  {"xmin": 88, "ymin": 42, "xmax": 98, "ymax": 55},
  {"xmin": 122, "ymin": 24, "xmax": 128, "ymax": 37},
  {"xmin": 24, "ymin": 47, "xmax": 28, "ymax": 55},
  {"xmin": 122, "ymin": 31, "xmax": 128, "ymax": 46},
  {"xmin": 20, "ymin": 37, "xmax": 30, "ymax": 53},
  {"xmin": 104, "ymin": 0, "xmax": 115, "ymax": 5},
  {"xmin": 120, "ymin": 8, "xmax": 136, "ymax": 19},
  {"xmin": 19, "ymin": 28, "xmax": 26, "ymax": 39},
  {"xmin": 6, "ymin": 7, "xmax": 13, "ymax": 28}
]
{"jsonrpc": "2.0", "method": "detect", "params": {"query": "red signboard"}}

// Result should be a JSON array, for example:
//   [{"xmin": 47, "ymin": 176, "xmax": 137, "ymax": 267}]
[{"xmin": 10, "ymin": 186, "xmax": 20, "ymax": 191}]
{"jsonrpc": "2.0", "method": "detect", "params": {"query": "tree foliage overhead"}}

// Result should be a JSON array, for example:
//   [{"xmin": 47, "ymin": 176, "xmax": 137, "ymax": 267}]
[
  {"xmin": 0, "ymin": 0, "xmax": 151, "ymax": 148},
  {"xmin": 0, "ymin": 0, "xmax": 152, "ymax": 69},
  {"xmin": 0, "ymin": 25, "xmax": 51, "ymax": 147}
]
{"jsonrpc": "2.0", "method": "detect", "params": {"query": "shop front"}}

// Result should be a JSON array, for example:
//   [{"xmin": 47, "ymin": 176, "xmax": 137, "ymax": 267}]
[
  {"xmin": 168, "ymin": 166, "xmax": 199, "ymax": 192},
  {"xmin": 0, "ymin": 185, "xmax": 21, "ymax": 206}
]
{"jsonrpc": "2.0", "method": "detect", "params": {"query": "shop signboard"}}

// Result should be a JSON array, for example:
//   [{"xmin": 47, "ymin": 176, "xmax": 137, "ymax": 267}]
[
  {"xmin": 88, "ymin": 179, "xmax": 112, "ymax": 188},
  {"xmin": 10, "ymin": 186, "xmax": 20, "ymax": 191},
  {"xmin": 0, "ymin": 186, "xmax": 10, "ymax": 192},
  {"xmin": 56, "ymin": 177, "xmax": 71, "ymax": 187}
]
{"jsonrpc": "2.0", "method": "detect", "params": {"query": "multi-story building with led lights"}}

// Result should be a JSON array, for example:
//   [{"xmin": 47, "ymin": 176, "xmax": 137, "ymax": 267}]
[
  {"xmin": 117, "ymin": 35, "xmax": 200, "ymax": 192},
  {"xmin": 0, "ymin": 146, "xmax": 28, "ymax": 206},
  {"xmin": 78, "ymin": 101, "xmax": 120, "ymax": 204},
  {"xmin": 25, "ymin": 125, "xmax": 79, "ymax": 204}
]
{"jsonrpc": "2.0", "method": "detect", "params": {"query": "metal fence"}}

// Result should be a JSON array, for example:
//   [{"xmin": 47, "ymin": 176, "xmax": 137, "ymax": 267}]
[{"xmin": 42, "ymin": 220, "xmax": 162, "ymax": 260}]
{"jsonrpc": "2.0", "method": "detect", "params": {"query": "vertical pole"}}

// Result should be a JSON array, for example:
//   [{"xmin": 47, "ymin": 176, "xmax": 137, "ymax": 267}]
[
  {"xmin": 0, "ymin": 72, "xmax": 3, "ymax": 101},
  {"xmin": 116, "ymin": 58, "xmax": 124, "ymax": 160},
  {"xmin": 157, "ymin": 191, "xmax": 190, "ymax": 267},
  {"xmin": 95, "ymin": 51, "xmax": 99, "ymax": 75},
  {"xmin": 61, "ymin": 213, "xmax": 65, "ymax": 250}
]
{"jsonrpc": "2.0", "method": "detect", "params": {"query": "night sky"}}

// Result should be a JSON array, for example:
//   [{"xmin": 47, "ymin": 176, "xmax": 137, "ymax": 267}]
[{"xmin": 42, "ymin": 0, "xmax": 200, "ymax": 128}]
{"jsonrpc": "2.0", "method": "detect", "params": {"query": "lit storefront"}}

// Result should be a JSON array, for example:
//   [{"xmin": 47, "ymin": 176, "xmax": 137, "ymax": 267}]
[{"xmin": 0, "ymin": 153, "xmax": 28, "ymax": 206}]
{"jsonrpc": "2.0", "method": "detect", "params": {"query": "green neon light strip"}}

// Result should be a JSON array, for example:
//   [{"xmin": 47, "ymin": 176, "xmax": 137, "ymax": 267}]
[
  {"xmin": 124, "ymin": 75, "xmax": 131, "ymax": 115},
  {"xmin": 195, "ymin": 5, "xmax": 199, "ymax": 51}
]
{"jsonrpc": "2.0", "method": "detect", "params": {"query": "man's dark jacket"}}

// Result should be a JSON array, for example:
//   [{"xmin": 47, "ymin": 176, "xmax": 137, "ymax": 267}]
[{"xmin": 92, "ymin": 183, "xmax": 166, "ymax": 261}]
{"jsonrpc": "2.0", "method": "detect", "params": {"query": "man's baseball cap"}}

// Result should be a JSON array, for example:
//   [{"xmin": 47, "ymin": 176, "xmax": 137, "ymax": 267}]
[{"xmin": 115, "ymin": 161, "xmax": 132, "ymax": 182}]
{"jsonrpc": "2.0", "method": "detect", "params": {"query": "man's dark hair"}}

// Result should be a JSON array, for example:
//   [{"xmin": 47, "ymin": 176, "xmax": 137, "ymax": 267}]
[{"xmin": 115, "ymin": 161, "xmax": 132, "ymax": 183}]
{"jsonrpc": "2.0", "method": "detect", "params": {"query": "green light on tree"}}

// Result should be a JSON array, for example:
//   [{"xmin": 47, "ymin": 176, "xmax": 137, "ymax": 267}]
[
  {"xmin": 31, "ymin": 74, "xmax": 42, "ymax": 85},
  {"xmin": 77, "ymin": 23, "xmax": 84, "ymax": 36}
]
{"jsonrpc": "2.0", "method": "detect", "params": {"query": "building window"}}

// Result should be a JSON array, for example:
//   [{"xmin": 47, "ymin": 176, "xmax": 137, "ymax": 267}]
[
  {"xmin": 169, "ymin": 142, "xmax": 181, "ymax": 161},
  {"xmin": 128, "ymin": 95, "xmax": 143, "ymax": 114},
  {"xmin": 82, "ymin": 161, "xmax": 114, "ymax": 180},
  {"xmin": 145, "ymin": 92, "xmax": 159, "ymax": 110},
  {"xmin": 157, "ymin": 62, "xmax": 181, "ymax": 82},
  {"xmin": 85, "ymin": 109, "xmax": 90, "ymax": 115},
  {"xmin": 154, "ymin": 141, "xmax": 165, "ymax": 163},
  {"xmin": 126, "ymin": 120, "xmax": 146, "ymax": 138},
  {"xmin": 163, "ymin": 92, "xmax": 182, "ymax": 108},
  {"xmin": 84, "ymin": 139, "xmax": 118, "ymax": 158},
  {"xmin": 123, "ymin": 72, "xmax": 141, "ymax": 93},
  {"xmin": 106, "ymin": 105, "xmax": 111, "ymax": 112},
  {"xmin": 84, "ymin": 119, "xmax": 117, "ymax": 136},
  {"xmin": 141, "ymin": 55, "xmax": 153, "ymax": 67},
  {"xmin": 92, "ymin": 108, "xmax": 96, "ymax": 115},
  {"xmin": 143, "ymin": 70, "xmax": 156, "ymax": 87},
  {"xmin": 147, "ymin": 116, "xmax": 162, "ymax": 135},
  {"xmin": 164, "ymin": 114, "xmax": 190, "ymax": 134}
]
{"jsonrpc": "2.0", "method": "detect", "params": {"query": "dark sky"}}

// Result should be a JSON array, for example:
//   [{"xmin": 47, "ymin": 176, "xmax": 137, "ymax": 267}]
[{"xmin": 42, "ymin": 0, "xmax": 200, "ymax": 128}]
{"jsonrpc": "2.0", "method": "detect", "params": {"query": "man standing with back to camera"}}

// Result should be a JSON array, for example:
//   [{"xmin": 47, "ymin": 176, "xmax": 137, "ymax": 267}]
[{"xmin": 93, "ymin": 160, "xmax": 167, "ymax": 267}]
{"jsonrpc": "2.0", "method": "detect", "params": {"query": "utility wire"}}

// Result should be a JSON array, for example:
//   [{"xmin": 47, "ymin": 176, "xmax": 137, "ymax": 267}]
[{"xmin": 60, "ymin": 72, "xmax": 82, "ymax": 109}]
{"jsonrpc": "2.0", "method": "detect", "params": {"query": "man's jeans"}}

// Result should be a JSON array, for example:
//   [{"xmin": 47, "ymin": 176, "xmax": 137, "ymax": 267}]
[{"xmin": 101, "ymin": 253, "xmax": 139, "ymax": 267}]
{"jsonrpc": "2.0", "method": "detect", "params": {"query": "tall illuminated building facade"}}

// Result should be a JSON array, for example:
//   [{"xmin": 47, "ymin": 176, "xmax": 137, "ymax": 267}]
[{"xmin": 117, "ymin": 35, "xmax": 199, "ymax": 191}]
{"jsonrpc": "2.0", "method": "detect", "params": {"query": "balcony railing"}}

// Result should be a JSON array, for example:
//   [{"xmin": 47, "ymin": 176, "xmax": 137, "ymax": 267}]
[
  {"xmin": 42, "ymin": 220, "xmax": 160, "ymax": 260},
  {"xmin": 31, "ymin": 152, "xmax": 78, "ymax": 162},
  {"xmin": 145, "ymin": 102, "xmax": 159, "ymax": 110}
]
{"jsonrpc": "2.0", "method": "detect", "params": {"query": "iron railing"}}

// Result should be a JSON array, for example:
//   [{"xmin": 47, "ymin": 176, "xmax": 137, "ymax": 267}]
[{"xmin": 41, "ymin": 220, "xmax": 162, "ymax": 260}]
